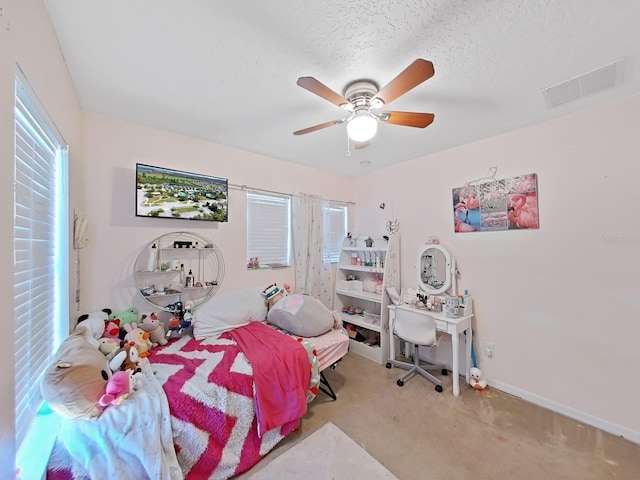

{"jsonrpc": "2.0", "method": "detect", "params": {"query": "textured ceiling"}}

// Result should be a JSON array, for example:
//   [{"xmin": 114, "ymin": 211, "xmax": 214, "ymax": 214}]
[{"xmin": 44, "ymin": 0, "xmax": 640, "ymax": 176}]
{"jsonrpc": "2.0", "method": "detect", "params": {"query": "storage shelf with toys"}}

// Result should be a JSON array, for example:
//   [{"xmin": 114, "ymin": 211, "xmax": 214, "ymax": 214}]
[
  {"xmin": 333, "ymin": 234, "xmax": 400, "ymax": 365},
  {"xmin": 133, "ymin": 231, "xmax": 224, "ymax": 311}
]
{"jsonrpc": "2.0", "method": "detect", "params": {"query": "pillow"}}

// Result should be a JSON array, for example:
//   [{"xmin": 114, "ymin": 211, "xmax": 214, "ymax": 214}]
[
  {"xmin": 193, "ymin": 286, "xmax": 268, "ymax": 339},
  {"xmin": 40, "ymin": 326, "xmax": 113, "ymax": 419},
  {"xmin": 267, "ymin": 294, "xmax": 334, "ymax": 338}
]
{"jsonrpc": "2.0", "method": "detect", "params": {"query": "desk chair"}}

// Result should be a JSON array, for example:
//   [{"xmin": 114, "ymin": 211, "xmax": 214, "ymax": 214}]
[{"xmin": 386, "ymin": 308, "xmax": 447, "ymax": 393}]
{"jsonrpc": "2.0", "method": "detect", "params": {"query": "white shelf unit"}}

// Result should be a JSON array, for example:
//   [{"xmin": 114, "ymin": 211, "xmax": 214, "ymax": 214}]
[
  {"xmin": 133, "ymin": 231, "xmax": 224, "ymax": 311},
  {"xmin": 333, "ymin": 234, "xmax": 400, "ymax": 364}
]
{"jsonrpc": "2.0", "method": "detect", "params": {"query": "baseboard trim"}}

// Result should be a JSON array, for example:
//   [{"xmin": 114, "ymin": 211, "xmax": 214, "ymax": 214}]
[{"xmin": 488, "ymin": 378, "xmax": 640, "ymax": 445}]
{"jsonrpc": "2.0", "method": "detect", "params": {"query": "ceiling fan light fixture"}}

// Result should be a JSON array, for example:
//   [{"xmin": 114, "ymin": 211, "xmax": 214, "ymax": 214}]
[{"xmin": 347, "ymin": 113, "xmax": 377, "ymax": 142}]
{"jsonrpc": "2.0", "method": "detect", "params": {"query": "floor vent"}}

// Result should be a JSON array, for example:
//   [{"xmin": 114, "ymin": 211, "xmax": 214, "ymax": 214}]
[{"xmin": 542, "ymin": 58, "xmax": 625, "ymax": 108}]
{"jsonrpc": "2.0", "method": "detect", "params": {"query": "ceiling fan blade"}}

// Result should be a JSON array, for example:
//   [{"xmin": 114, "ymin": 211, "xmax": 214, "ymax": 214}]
[
  {"xmin": 372, "ymin": 59, "xmax": 434, "ymax": 106},
  {"xmin": 354, "ymin": 141, "xmax": 369, "ymax": 149},
  {"xmin": 383, "ymin": 111, "xmax": 435, "ymax": 128},
  {"xmin": 293, "ymin": 119, "xmax": 346, "ymax": 136},
  {"xmin": 296, "ymin": 77, "xmax": 350, "ymax": 108}
]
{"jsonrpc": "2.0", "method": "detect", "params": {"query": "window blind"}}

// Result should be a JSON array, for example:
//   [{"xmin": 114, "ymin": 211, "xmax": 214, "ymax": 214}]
[
  {"xmin": 14, "ymin": 76, "xmax": 68, "ymax": 450},
  {"xmin": 246, "ymin": 191, "xmax": 291, "ymax": 266},
  {"xmin": 323, "ymin": 204, "xmax": 348, "ymax": 263}
]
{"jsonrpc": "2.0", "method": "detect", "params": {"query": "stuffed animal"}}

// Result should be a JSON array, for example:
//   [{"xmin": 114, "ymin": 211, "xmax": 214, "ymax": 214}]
[
  {"xmin": 109, "ymin": 307, "xmax": 139, "ymax": 331},
  {"xmin": 99, "ymin": 370, "xmax": 137, "ymax": 407},
  {"xmin": 470, "ymin": 367, "xmax": 488, "ymax": 391},
  {"xmin": 139, "ymin": 312, "xmax": 168, "ymax": 347},
  {"xmin": 123, "ymin": 322, "xmax": 153, "ymax": 358},
  {"xmin": 180, "ymin": 300, "xmax": 195, "ymax": 333},
  {"xmin": 75, "ymin": 311, "xmax": 109, "ymax": 349},
  {"xmin": 40, "ymin": 326, "xmax": 114, "ymax": 419},
  {"xmin": 267, "ymin": 293, "xmax": 334, "ymax": 337},
  {"xmin": 110, "ymin": 341, "xmax": 141, "ymax": 374},
  {"xmin": 98, "ymin": 337, "xmax": 121, "ymax": 360},
  {"xmin": 102, "ymin": 319, "xmax": 121, "ymax": 340},
  {"xmin": 262, "ymin": 282, "xmax": 291, "ymax": 309}
]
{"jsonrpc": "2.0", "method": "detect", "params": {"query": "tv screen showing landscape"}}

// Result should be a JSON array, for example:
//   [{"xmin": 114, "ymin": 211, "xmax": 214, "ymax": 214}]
[{"xmin": 136, "ymin": 163, "xmax": 228, "ymax": 222}]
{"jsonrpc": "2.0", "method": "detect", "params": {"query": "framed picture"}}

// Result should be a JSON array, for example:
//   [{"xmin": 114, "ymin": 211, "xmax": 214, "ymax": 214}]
[{"xmin": 453, "ymin": 173, "xmax": 539, "ymax": 232}]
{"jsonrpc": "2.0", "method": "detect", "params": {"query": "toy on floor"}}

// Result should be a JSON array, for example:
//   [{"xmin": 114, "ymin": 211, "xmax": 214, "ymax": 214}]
[{"xmin": 470, "ymin": 367, "xmax": 488, "ymax": 391}]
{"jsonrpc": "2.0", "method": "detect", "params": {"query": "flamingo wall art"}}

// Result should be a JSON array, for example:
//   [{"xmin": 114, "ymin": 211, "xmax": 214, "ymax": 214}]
[{"xmin": 452, "ymin": 173, "xmax": 539, "ymax": 233}]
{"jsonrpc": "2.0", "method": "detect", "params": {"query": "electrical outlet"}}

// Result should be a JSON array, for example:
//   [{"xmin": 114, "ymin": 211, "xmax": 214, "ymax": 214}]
[{"xmin": 484, "ymin": 341, "xmax": 495, "ymax": 358}]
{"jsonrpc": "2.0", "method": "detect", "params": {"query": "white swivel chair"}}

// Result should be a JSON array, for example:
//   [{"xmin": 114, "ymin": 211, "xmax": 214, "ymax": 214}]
[{"xmin": 386, "ymin": 308, "xmax": 447, "ymax": 392}]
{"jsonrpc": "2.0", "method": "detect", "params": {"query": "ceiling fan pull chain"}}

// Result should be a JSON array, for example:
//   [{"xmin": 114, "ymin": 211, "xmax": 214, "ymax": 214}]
[{"xmin": 346, "ymin": 130, "xmax": 351, "ymax": 156}]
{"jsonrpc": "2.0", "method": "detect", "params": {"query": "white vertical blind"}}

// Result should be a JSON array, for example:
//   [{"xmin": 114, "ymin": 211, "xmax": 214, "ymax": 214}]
[
  {"xmin": 323, "ymin": 204, "xmax": 348, "ymax": 263},
  {"xmin": 246, "ymin": 191, "xmax": 291, "ymax": 265},
  {"xmin": 14, "ymin": 76, "xmax": 68, "ymax": 449}
]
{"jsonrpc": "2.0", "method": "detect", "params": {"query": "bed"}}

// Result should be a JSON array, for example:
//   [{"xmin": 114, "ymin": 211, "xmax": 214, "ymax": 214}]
[{"xmin": 45, "ymin": 288, "xmax": 349, "ymax": 480}]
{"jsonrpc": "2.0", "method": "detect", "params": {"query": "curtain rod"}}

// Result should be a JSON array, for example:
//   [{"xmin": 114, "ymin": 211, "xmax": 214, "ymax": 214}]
[{"xmin": 229, "ymin": 182, "xmax": 355, "ymax": 205}]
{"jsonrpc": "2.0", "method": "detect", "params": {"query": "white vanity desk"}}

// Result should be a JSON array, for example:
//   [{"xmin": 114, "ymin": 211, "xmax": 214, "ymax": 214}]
[{"xmin": 388, "ymin": 305, "xmax": 473, "ymax": 397}]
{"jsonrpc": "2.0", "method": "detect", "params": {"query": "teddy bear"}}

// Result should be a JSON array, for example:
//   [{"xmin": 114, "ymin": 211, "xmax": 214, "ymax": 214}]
[
  {"xmin": 99, "ymin": 369, "xmax": 137, "ymax": 407},
  {"xmin": 123, "ymin": 322, "xmax": 153, "ymax": 358},
  {"xmin": 139, "ymin": 312, "xmax": 168, "ymax": 347},
  {"xmin": 98, "ymin": 337, "xmax": 121, "ymax": 360}
]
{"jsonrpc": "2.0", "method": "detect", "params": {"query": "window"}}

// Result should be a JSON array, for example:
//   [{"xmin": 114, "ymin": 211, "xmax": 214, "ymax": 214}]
[
  {"xmin": 14, "ymin": 73, "xmax": 68, "ymax": 456},
  {"xmin": 247, "ymin": 191, "xmax": 291, "ymax": 266},
  {"xmin": 323, "ymin": 203, "xmax": 348, "ymax": 263}
]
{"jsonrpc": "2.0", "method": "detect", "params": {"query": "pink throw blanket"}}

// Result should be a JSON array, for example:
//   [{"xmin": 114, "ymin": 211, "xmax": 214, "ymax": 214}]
[{"xmin": 223, "ymin": 322, "xmax": 311, "ymax": 437}]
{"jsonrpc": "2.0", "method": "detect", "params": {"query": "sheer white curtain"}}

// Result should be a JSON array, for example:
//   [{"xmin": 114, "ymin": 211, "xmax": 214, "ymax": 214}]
[{"xmin": 292, "ymin": 193, "xmax": 333, "ymax": 307}]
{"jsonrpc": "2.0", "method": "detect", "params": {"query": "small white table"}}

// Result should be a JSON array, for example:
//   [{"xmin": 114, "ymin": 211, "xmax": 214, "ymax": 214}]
[{"xmin": 388, "ymin": 305, "xmax": 473, "ymax": 397}]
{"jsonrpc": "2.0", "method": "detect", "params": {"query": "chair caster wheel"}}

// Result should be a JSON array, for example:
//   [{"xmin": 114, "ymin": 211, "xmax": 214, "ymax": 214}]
[
  {"xmin": 386, "ymin": 362, "xmax": 392, "ymax": 369},
  {"xmin": 435, "ymin": 385, "xmax": 443, "ymax": 393},
  {"xmin": 397, "ymin": 379, "xmax": 404, "ymax": 387},
  {"xmin": 442, "ymin": 369, "xmax": 448, "ymax": 376}
]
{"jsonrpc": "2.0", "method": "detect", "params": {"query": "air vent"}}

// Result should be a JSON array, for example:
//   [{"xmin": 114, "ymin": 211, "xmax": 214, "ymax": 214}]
[{"xmin": 542, "ymin": 58, "xmax": 625, "ymax": 108}]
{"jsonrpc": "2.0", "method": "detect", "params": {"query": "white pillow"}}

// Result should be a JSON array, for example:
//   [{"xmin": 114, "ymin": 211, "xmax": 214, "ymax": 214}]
[{"xmin": 193, "ymin": 286, "xmax": 267, "ymax": 339}]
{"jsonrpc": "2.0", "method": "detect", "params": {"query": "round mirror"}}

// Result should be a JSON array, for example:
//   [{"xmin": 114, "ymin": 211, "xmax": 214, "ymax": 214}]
[{"xmin": 417, "ymin": 244, "xmax": 452, "ymax": 295}]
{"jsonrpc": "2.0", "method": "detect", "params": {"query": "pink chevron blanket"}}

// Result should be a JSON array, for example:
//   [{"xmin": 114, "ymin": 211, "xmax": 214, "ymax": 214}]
[
  {"xmin": 223, "ymin": 321, "xmax": 311, "ymax": 438},
  {"xmin": 47, "ymin": 329, "xmax": 318, "ymax": 480}
]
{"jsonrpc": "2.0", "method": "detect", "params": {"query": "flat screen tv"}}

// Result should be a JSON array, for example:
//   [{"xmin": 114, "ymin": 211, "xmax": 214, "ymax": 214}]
[{"xmin": 136, "ymin": 163, "xmax": 228, "ymax": 222}]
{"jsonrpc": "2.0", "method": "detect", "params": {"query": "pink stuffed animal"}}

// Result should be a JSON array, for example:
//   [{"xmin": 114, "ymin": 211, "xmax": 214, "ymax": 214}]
[
  {"xmin": 102, "ymin": 319, "xmax": 121, "ymax": 340},
  {"xmin": 99, "ymin": 370, "xmax": 136, "ymax": 407},
  {"xmin": 139, "ymin": 312, "xmax": 168, "ymax": 347}
]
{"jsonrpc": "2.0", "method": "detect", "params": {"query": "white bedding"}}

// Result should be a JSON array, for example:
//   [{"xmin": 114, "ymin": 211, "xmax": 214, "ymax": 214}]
[{"xmin": 56, "ymin": 358, "xmax": 182, "ymax": 480}]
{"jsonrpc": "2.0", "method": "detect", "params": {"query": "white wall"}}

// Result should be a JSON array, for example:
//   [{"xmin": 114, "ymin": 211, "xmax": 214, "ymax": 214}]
[
  {"xmin": 0, "ymin": 0, "xmax": 84, "ymax": 476},
  {"xmin": 353, "ymin": 94, "xmax": 640, "ymax": 443},
  {"xmin": 79, "ymin": 113, "xmax": 353, "ymax": 314}
]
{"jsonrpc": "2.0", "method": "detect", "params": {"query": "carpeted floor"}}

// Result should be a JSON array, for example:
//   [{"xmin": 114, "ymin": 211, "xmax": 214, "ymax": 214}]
[
  {"xmin": 237, "ymin": 352, "xmax": 640, "ymax": 480},
  {"xmin": 247, "ymin": 422, "xmax": 397, "ymax": 479}
]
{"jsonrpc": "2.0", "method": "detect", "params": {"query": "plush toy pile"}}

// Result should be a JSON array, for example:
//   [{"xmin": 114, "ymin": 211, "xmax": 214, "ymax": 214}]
[{"xmin": 40, "ymin": 306, "xmax": 176, "ymax": 419}]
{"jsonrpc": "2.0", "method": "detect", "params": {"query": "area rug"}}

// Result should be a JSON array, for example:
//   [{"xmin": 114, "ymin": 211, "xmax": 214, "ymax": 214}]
[{"xmin": 247, "ymin": 422, "xmax": 398, "ymax": 479}]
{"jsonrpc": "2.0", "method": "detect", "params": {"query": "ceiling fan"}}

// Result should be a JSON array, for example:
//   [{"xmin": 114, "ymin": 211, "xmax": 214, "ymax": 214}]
[{"xmin": 293, "ymin": 58, "xmax": 435, "ymax": 147}]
